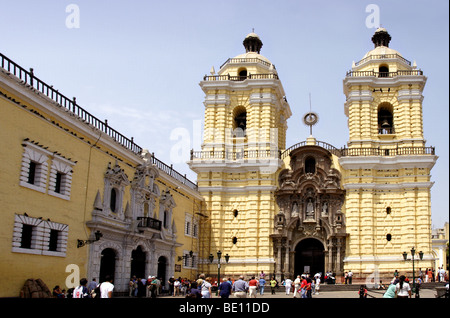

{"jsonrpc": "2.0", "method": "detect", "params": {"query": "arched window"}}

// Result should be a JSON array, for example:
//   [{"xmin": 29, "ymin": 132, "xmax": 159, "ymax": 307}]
[
  {"xmin": 238, "ymin": 68, "xmax": 247, "ymax": 80},
  {"xmin": 233, "ymin": 106, "xmax": 247, "ymax": 135},
  {"xmin": 305, "ymin": 157, "xmax": 316, "ymax": 174},
  {"xmin": 379, "ymin": 65, "xmax": 389, "ymax": 77},
  {"xmin": 378, "ymin": 103, "xmax": 394, "ymax": 134},
  {"xmin": 233, "ymin": 209, "xmax": 239, "ymax": 217}
]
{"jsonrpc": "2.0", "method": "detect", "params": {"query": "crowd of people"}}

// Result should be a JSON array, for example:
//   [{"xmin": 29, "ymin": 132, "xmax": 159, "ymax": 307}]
[
  {"xmin": 50, "ymin": 266, "xmax": 449, "ymax": 299},
  {"xmin": 180, "ymin": 271, "xmax": 324, "ymax": 298},
  {"xmin": 51, "ymin": 276, "xmax": 114, "ymax": 298}
]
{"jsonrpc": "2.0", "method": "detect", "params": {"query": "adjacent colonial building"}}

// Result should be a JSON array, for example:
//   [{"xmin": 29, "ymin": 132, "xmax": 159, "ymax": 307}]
[{"xmin": 0, "ymin": 52, "xmax": 204, "ymax": 297}]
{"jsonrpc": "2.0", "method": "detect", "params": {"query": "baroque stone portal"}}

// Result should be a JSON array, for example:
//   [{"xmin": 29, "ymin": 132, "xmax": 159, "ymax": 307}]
[{"xmin": 271, "ymin": 144, "xmax": 347, "ymax": 281}]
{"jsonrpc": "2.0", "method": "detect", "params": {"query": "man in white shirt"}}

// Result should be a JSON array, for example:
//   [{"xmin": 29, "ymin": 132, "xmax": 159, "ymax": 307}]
[
  {"xmin": 100, "ymin": 275, "xmax": 114, "ymax": 298},
  {"xmin": 439, "ymin": 267, "xmax": 446, "ymax": 282},
  {"xmin": 314, "ymin": 273, "xmax": 321, "ymax": 295},
  {"xmin": 347, "ymin": 270, "xmax": 353, "ymax": 284},
  {"xmin": 284, "ymin": 277, "xmax": 293, "ymax": 295}
]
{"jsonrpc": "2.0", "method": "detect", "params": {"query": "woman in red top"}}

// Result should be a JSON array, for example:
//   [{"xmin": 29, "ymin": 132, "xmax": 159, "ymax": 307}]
[{"xmin": 248, "ymin": 276, "xmax": 259, "ymax": 298}]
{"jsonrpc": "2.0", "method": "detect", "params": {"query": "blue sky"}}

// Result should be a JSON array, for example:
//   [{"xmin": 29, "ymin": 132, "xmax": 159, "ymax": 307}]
[{"xmin": 1, "ymin": 0, "xmax": 448, "ymax": 227}]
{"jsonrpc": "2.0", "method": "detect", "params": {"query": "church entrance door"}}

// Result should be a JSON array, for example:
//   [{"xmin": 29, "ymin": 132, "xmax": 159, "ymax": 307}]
[{"xmin": 294, "ymin": 238, "xmax": 324, "ymax": 277}]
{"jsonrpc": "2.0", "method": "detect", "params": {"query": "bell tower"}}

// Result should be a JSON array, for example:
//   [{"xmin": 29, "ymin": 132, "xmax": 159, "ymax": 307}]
[
  {"xmin": 340, "ymin": 28, "xmax": 438, "ymax": 278},
  {"xmin": 189, "ymin": 32, "xmax": 291, "ymax": 276}
]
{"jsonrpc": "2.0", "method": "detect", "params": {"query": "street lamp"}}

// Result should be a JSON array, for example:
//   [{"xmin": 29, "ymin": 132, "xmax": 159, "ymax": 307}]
[
  {"xmin": 402, "ymin": 247, "xmax": 424, "ymax": 293},
  {"xmin": 77, "ymin": 230, "xmax": 103, "ymax": 248},
  {"xmin": 209, "ymin": 250, "xmax": 230, "ymax": 295}
]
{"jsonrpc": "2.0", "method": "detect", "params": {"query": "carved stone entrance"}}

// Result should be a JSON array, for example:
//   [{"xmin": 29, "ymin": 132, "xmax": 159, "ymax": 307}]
[{"xmin": 271, "ymin": 144, "xmax": 347, "ymax": 281}]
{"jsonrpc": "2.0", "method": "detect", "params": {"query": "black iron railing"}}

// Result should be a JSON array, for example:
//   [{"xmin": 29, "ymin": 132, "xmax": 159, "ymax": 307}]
[
  {"xmin": 341, "ymin": 146, "xmax": 435, "ymax": 156},
  {"xmin": 203, "ymin": 73, "xmax": 279, "ymax": 81},
  {"xmin": 150, "ymin": 154, "xmax": 198, "ymax": 190},
  {"xmin": 191, "ymin": 144, "xmax": 435, "ymax": 163},
  {"xmin": 190, "ymin": 149, "xmax": 280, "ymax": 161},
  {"xmin": 281, "ymin": 141, "xmax": 342, "ymax": 159},
  {"xmin": 137, "ymin": 217, "xmax": 161, "ymax": 230},
  {"xmin": 346, "ymin": 70, "xmax": 424, "ymax": 77}
]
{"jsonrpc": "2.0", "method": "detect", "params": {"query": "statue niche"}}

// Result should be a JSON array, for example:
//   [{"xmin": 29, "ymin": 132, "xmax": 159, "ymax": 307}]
[{"xmin": 305, "ymin": 198, "xmax": 315, "ymax": 220}]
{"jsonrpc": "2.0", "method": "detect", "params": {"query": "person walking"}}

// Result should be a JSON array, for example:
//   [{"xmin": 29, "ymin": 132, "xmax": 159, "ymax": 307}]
[
  {"xmin": 73, "ymin": 278, "xmax": 89, "ymax": 298},
  {"xmin": 383, "ymin": 283, "xmax": 397, "ymax": 298},
  {"xmin": 395, "ymin": 275, "xmax": 411, "ymax": 298},
  {"xmin": 270, "ymin": 277, "xmax": 277, "ymax": 295},
  {"xmin": 248, "ymin": 276, "xmax": 259, "ymax": 298},
  {"xmin": 259, "ymin": 276, "xmax": 266, "ymax": 296},
  {"xmin": 100, "ymin": 275, "xmax": 114, "ymax": 298},
  {"xmin": 347, "ymin": 270, "xmax": 353, "ymax": 284},
  {"xmin": 168, "ymin": 276, "xmax": 175, "ymax": 296},
  {"xmin": 439, "ymin": 267, "xmax": 446, "ymax": 282},
  {"xmin": 218, "ymin": 278, "xmax": 232, "ymax": 298},
  {"xmin": 314, "ymin": 273, "xmax": 321, "ymax": 295},
  {"xmin": 146, "ymin": 276, "xmax": 157, "ymax": 298},
  {"xmin": 173, "ymin": 278, "xmax": 181, "ymax": 297},
  {"xmin": 87, "ymin": 278, "xmax": 97, "ymax": 296},
  {"xmin": 299, "ymin": 275, "xmax": 308, "ymax": 298},
  {"xmin": 284, "ymin": 277, "xmax": 293, "ymax": 295},
  {"xmin": 293, "ymin": 275, "xmax": 301, "ymax": 298},
  {"xmin": 415, "ymin": 276, "xmax": 422, "ymax": 298},
  {"xmin": 232, "ymin": 276, "xmax": 249, "ymax": 298},
  {"xmin": 306, "ymin": 277, "xmax": 313, "ymax": 298},
  {"xmin": 201, "ymin": 277, "xmax": 213, "ymax": 298},
  {"xmin": 129, "ymin": 276, "xmax": 137, "ymax": 297}
]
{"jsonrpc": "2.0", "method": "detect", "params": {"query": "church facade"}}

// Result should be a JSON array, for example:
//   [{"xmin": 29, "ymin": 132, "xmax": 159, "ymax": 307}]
[{"xmin": 189, "ymin": 28, "xmax": 438, "ymax": 281}]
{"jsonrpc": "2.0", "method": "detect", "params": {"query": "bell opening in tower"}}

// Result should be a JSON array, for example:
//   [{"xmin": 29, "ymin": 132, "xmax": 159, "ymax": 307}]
[{"xmin": 378, "ymin": 103, "xmax": 394, "ymax": 134}]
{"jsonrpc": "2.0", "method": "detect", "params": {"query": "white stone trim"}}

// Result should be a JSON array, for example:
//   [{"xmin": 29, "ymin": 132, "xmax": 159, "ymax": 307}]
[
  {"xmin": 19, "ymin": 142, "xmax": 49, "ymax": 193},
  {"xmin": 339, "ymin": 154, "xmax": 438, "ymax": 170},
  {"xmin": 12, "ymin": 214, "xmax": 68, "ymax": 257},
  {"xmin": 47, "ymin": 157, "xmax": 75, "ymax": 200}
]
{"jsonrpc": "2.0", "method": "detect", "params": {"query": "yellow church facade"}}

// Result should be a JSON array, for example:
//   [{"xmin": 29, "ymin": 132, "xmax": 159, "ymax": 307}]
[
  {"xmin": 0, "ymin": 52, "xmax": 204, "ymax": 297},
  {"xmin": 190, "ymin": 29, "xmax": 438, "ymax": 281}
]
